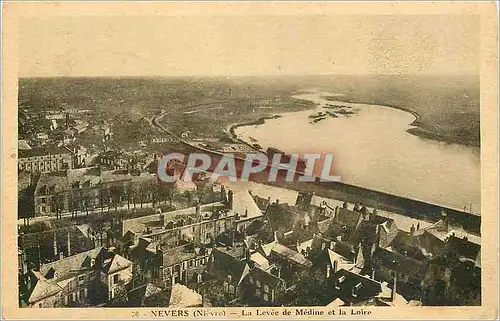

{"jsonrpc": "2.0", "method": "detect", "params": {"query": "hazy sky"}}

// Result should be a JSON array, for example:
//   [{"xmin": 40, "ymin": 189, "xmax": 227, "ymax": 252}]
[{"xmin": 20, "ymin": 15, "xmax": 480, "ymax": 77}]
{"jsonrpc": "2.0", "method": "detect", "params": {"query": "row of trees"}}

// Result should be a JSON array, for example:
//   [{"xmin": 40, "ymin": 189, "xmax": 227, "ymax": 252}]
[{"xmin": 45, "ymin": 180, "xmax": 179, "ymax": 220}]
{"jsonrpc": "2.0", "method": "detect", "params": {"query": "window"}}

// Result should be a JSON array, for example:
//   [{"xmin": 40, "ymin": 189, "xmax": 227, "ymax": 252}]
[
  {"xmin": 78, "ymin": 275, "xmax": 85, "ymax": 286},
  {"xmin": 90, "ymin": 271, "xmax": 95, "ymax": 280},
  {"xmin": 38, "ymin": 303, "xmax": 42, "ymax": 308},
  {"xmin": 113, "ymin": 274, "xmax": 119, "ymax": 285},
  {"xmin": 256, "ymin": 280, "xmax": 261, "ymax": 288},
  {"xmin": 255, "ymin": 289, "xmax": 261, "ymax": 297},
  {"xmin": 263, "ymin": 293, "xmax": 269, "ymax": 301},
  {"xmin": 263, "ymin": 285, "xmax": 269, "ymax": 293},
  {"xmin": 79, "ymin": 289, "xmax": 85, "ymax": 301},
  {"xmin": 249, "ymin": 276, "xmax": 254, "ymax": 284}
]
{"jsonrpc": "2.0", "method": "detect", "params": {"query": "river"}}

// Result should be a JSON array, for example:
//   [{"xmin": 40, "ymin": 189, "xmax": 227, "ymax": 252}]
[{"xmin": 233, "ymin": 89, "xmax": 481, "ymax": 215}]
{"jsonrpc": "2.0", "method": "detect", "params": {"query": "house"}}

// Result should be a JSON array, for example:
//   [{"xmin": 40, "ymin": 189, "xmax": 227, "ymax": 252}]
[
  {"xmin": 160, "ymin": 244, "xmax": 212, "ymax": 286},
  {"xmin": 18, "ymin": 225, "xmax": 94, "ymax": 273},
  {"xmin": 18, "ymin": 147, "xmax": 74, "ymax": 174},
  {"xmin": 206, "ymin": 247, "xmax": 251, "ymax": 302},
  {"xmin": 331, "ymin": 269, "xmax": 406, "ymax": 306},
  {"xmin": 244, "ymin": 266, "xmax": 286, "ymax": 305},
  {"xmin": 22, "ymin": 247, "xmax": 132, "ymax": 308},
  {"xmin": 371, "ymin": 247, "xmax": 428, "ymax": 300},
  {"xmin": 232, "ymin": 190, "xmax": 264, "ymax": 232}
]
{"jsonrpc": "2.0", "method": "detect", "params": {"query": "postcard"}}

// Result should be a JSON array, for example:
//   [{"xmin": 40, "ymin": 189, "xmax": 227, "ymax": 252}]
[{"xmin": 1, "ymin": 1, "xmax": 498, "ymax": 320}]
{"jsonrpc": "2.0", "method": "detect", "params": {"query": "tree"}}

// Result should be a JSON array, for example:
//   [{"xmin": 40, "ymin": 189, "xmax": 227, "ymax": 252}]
[
  {"xmin": 124, "ymin": 185, "xmax": 134, "ymax": 210},
  {"xmin": 108, "ymin": 284, "xmax": 129, "ymax": 307},
  {"xmin": 283, "ymin": 270, "xmax": 335, "ymax": 306},
  {"xmin": 109, "ymin": 185, "xmax": 124, "ymax": 213},
  {"xmin": 80, "ymin": 190, "xmax": 94, "ymax": 217},
  {"xmin": 143, "ymin": 289, "xmax": 171, "ymax": 307},
  {"xmin": 18, "ymin": 187, "xmax": 36, "ymax": 226},
  {"xmin": 89, "ymin": 218, "xmax": 106, "ymax": 247},
  {"xmin": 202, "ymin": 281, "xmax": 234, "ymax": 307},
  {"xmin": 98, "ymin": 187, "xmax": 110, "ymax": 213}
]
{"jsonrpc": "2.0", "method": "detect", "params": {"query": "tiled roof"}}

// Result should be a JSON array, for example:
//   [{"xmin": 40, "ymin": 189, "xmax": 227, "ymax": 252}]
[
  {"xmin": 333, "ymin": 269, "xmax": 383, "ymax": 303},
  {"xmin": 162, "ymin": 245, "xmax": 199, "ymax": 267},
  {"xmin": 28, "ymin": 273, "xmax": 63, "ymax": 304},
  {"xmin": 250, "ymin": 252, "xmax": 269, "ymax": 269},
  {"xmin": 19, "ymin": 147, "xmax": 71, "ymax": 158},
  {"xmin": 270, "ymin": 243, "xmax": 313, "ymax": 268},
  {"xmin": 121, "ymin": 201, "xmax": 226, "ymax": 235},
  {"xmin": 39, "ymin": 247, "xmax": 103, "ymax": 279},
  {"xmin": 249, "ymin": 266, "xmax": 284, "ymax": 288},
  {"xmin": 441, "ymin": 235, "xmax": 481, "ymax": 261},
  {"xmin": 231, "ymin": 190, "xmax": 263, "ymax": 222},
  {"xmin": 335, "ymin": 208, "xmax": 362, "ymax": 229},
  {"xmin": 209, "ymin": 248, "xmax": 250, "ymax": 285},
  {"xmin": 169, "ymin": 284, "xmax": 202, "ymax": 308},
  {"xmin": 372, "ymin": 247, "xmax": 428, "ymax": 277}
]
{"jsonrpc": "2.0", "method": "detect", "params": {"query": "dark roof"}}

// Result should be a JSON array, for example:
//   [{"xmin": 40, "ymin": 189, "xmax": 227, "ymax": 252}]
[
  {"xmin": 334, "ymin": 269, "xmax": 382, "ymax": 303},
  {"xmin": 39, "ymin": 247, "xmax": 103, "ymax": 280},
  {"xmin": 209, "ymin": 248, "xmax": 249, "ymax": 285},
  {"xmin": 440, "ymin": 235, "xmax": 481, "ymax": 261},
  {"xmin": 335, "ymin": 208, "xmax": 363, "ymax": 229},
  {"xmin": 252, "ymin": 195, "xmax": 271, "ymax": 211},
  {"xmin": 19, "ymin": 225, "xmax": 93, "ymax": 256},
  {"xmin": 270, "ymin": 243, "xmax": 313, "ymax": 268},
  {"xmin": 249, "ymin": 266, "xmax": 284, "ymax": 288},
  {"xmin": 373, "ymin": 247, "xmax": 428, "ymax": 277},
  {"xmin": 19, "ymin": 147, "xmax": 71, "ymax": 158},
  {"xmin": 162, "ymin": 244, "xmax": 202, "ymax": 267}
]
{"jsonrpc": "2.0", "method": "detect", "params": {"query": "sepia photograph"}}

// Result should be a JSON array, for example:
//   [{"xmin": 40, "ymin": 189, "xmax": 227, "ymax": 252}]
[{"xmin": 1, "ymin": 1, "xmax": 498, "ymax": 320}]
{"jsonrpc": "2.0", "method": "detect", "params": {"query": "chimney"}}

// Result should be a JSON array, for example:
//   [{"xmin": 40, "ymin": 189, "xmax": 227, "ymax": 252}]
[
  {"xmin": 227, "ymin": 190, "xmax": 234, "ymax": 210},
  {"xmin": 245, "ymin": 247, "xmax": 251, "ymax": 262},
  {"xmin": 352, "ymin": 282, "xmax": 362, "ymax": 298},
  {"xmin": 391, "ymin": 275, "xmax": 397, "ymax": 302},
  {"xmin": 67, "ymin": 232, "xmax": 71, "ymax": 256},
  {"xmin": 275, "ymin": 199, "xmax": 280, "ymax": 204},
  {"xmin": 326, "ymin": 264, "xmax": 331, "ymax": 279},
  {"xmin": 273, "ymin": 231, "xmax": 278, "ymax": 242},
  {"xmin": 53, "ymin": 233, "xmax": 58, "ymax": 258},
  {"xmin": 220, "ymin": 185, "xmax": 227, "ymax": 201}
]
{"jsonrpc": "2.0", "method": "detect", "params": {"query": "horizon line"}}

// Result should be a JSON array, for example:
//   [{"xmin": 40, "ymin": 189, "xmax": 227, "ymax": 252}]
[{"xmin": 18, "ymin": 73, "xmax": 480, "ymax": 79}]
